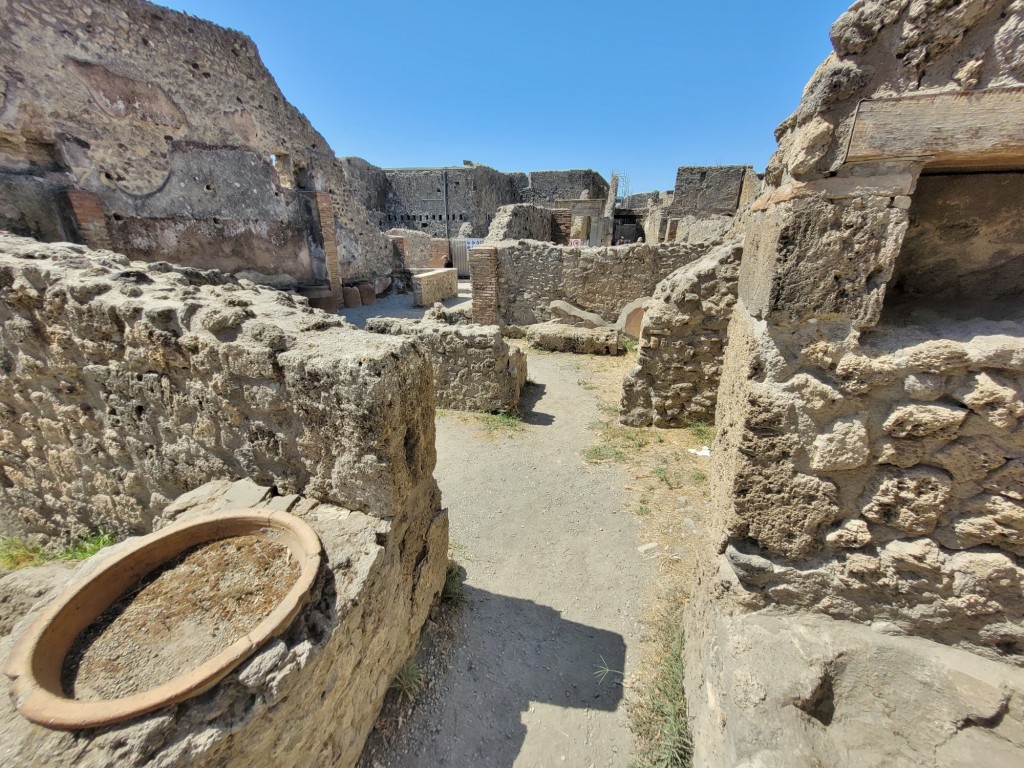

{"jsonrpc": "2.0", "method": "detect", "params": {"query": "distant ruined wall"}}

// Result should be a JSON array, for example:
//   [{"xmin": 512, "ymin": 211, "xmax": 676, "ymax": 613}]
[
  {"xmin": 517, "ymin": 170, "xmax": 609, "ymax": 205},
  {"xmin": 381, "ymin": 165, "xmax": 518, "ymax": 238},
  {"xmin": 0, "ymin": 233, "xmax": 435, "ymax": 544},
  {"xmin": 484, "ymin": 203, "xmax": 553, "ymax": 243},
  {"xmin": 0, "ymin": 0, "xmax": 395, "ymax": 291},
  {"xmin": 478, "ymin": 241, "xmax": 713, "ymax": 326},
  {"xmin": 669, "ymin": 166, "xmax": 757, "ymax": 218},
  {"xmin": 620, "ymin": 242, "xmax": 741, "ymax": 427}
]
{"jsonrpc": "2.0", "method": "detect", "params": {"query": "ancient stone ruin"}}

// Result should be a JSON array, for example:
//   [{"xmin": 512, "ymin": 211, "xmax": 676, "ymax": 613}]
[
  {"xmin": 1, "ymin": 0, "xmax": 1023, "ymax": 765},
  {"xmin": 683, "ymin": 1, "xmax": 1024, "ymax": 764},
  {"xmin": 0, "ymin": 235, "xmax": 446, "ymax": 765}
]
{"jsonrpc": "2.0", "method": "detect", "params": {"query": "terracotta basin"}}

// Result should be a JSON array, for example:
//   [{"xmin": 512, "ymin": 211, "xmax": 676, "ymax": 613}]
[{"xmin": 5, "ymin": 508, "xmax": 322, "ymax": 730}]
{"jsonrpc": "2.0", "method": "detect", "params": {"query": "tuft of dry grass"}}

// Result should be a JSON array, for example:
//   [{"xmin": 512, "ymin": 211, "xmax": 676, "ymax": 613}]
[{"xmin": 0, "ymin": 531, "xmax": 115, "ymax": 571}]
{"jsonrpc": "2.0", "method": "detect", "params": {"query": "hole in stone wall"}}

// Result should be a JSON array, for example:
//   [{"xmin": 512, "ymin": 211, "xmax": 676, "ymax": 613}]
[{"xmin": 880, "ymin": 171, "xmax": 1024, "ymax": 324}]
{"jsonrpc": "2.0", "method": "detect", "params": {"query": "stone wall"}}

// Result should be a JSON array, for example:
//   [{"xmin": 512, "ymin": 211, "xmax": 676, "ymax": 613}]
[
  {"xmin": 386, "ymin": 228, "xmax": 434, "ymax": 269},
  {"xmin": 683, "ymin": 3, "xmax": 1024, "ymax": 764},
  {"xmin": 366, "ymin": 316, "xmax": 526, "ymax": 412},
  {"xmin": 0, "ymin": 477, "xmax": 447, "ymax": 768},
  {"xmin": 0, "ymin": 0, "xmax": 396, "ymax": 297},
  {"xmin": 381, "ymin": 165, "xmax": 518, "ymax": 239},
  {"xmin": 668, "ymin": 165, "xmax": 757, "ymax": 218},
  {"xmin": 516, "ymin": 170, "xmax": 609, "ymax": 205},
  {"xmin": 474, "ymin": 240, "xmax": 713, "ymax": 326},
  {"xmin": 411, "ymin": 268, "xmax": 457, "ymax": 307},
  {"xmin": 484, "ymin": 204, "xmax": 553, "ymax": 243},
  {"xmin": 0, "ymin": 233, "xmax": 437, "ymax": 544},
  {"xmin": 620, "ymin": 242, "xmax": 741, "ymax": 427}
]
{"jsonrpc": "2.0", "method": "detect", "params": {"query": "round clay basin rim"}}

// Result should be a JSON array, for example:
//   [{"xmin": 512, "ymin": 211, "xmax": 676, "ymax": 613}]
[{"xmin": 4, "ymin": 508, "xmax": 322, "ymax": 730}]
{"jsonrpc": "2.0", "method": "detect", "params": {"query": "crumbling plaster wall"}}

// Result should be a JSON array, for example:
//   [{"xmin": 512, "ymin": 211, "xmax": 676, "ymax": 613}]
[
  {"xmin": 516, "ymin": 169, "xmax": 609, "ymax": 206},
  {"xmin": 0, "ymin": 233, "xmax": 437, "ymax": 545},
  {"xmin": 487, "ymin": 241, "xmax": 713, "ymax": 326},
  {"xmin": 366, "ymin": 315, "xmax": 527, "ymax": 413},
  {"xmin": 620, "ymin": 242, "xmax": 741, "ymax": 427},
  {"xmin": 0, "ymin": 0, "xmax": 394, "ymax": 285}
]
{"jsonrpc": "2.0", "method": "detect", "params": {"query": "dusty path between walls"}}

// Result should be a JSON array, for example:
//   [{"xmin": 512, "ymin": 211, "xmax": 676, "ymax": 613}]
[{"xmin": 361, "ymin": 350, "xmax": 655, "ymax": 767}]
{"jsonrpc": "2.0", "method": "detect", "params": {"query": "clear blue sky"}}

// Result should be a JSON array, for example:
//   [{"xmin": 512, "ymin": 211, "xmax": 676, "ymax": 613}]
[{"xmin": 159, "ymin": 1, "xmax": 852, "ymax": 193}]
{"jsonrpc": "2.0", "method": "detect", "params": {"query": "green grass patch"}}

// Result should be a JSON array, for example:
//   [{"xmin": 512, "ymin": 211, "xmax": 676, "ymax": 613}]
[
  {"xmin": 683, "ymin": 419, "xmax": 715, "ymax": 445},
  {"xmin": 630, "ymin": 611, "xmax": 693, "ymax": 768},
  {"xmin": 637, "ymin": 505, "xmax": 652, "ymax": 517},
  {"xmin": 583, "ymin": 444, "xmax": 626, "ymax": 463},
  {"xmin": 389, "ymin": 659, "xmax": 426, "ymax": 704},
  {"xmin": 690, "ymin": 469, "xmax": 708, "ymax": 486},
  {"xmin": 441, "ymin": 562, "xmax": 465, "ymax": 607},
  {"xmin": 0, "ymin": 531, "xmax": 115, "ymax": 571},
  {"xmin": 477, "ymin": 411, "xmax": 523, "ymax": 435}
]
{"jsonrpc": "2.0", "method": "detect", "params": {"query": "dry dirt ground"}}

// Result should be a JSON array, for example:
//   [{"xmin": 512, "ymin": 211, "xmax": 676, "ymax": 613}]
[
  {"xmin": 345, "ymin": 288, "xmax": 711, "ymax": 766},
  {"xmin": 359, "ymin": 344, "xmax": 713, "ymax": 767},
  {"xmin": 362, "ymin": 349, "xmax": 651, "ymax": 767}
]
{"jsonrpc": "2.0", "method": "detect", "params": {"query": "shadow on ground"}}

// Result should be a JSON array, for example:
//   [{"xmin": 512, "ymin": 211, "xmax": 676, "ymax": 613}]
[
  {"xmin": 519, "ymin": 381, "xmax": 554, "ymax": 426},
  {"xmin": 369, "ymin": 585, "xmax": 626, "ymax": 767}
]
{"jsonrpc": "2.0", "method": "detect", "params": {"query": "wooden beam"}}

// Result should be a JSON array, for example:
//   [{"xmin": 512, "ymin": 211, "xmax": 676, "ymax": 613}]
[{"xmin": 845, "ymin": 88, "xmax": 1024, "ymax": 171}]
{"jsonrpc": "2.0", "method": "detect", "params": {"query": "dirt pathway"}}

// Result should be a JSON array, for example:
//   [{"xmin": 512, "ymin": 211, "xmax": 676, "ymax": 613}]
[{"xmin": 368, "ymin": 351, "xmax": 653, "ymax": 767}]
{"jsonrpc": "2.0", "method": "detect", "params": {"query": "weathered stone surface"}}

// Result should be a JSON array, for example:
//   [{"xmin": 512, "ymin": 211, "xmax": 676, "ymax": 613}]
[
  {"xmin": 620, "ymin": 242, "xmax": 740, "ymax": 427},
  {"xmin": 410, "ymin": 268, "xmax": 457, "ymax": 307},
  {"xmin": 688, "ymin": 613, "xmax": 1024, "ymax": 768},
  {"xmin": 0, "ymin": 233, "xmax": 437, "ymax": 543},
  {"xmin": 0, "ymin": 0, "xmax": 395, "ymax": 284},
  {"xmin": 615, "ymin": 297, "xmax": 650, "ymax": 339},
  {"xmin": 525, "ymin": 322, "xmax": 621, "ymax": 356},
  {"xmin": 489, "ymin": 240, "xmax": 712, "ymax": 325},
  {"xmin": 0, "ymin": 562, "xmax": 75, "ymax": 636},
  {"xmin": 809, "ymin": 417, "xmax": 870, "ymax": 470},
  {"xmin": 862, "ymin": 466, "xmax": 953, "ymax": 535},
  {"xmin": 365, "ymin": 317, "xmax": 526, "ymax": 412},
  {"xmin": 0, "ymin": 478, "xmax": 447, "ymax": 768},
  {"xmin": 688, "ymin": 6, "xmax": 1024, "ymax": 765}
]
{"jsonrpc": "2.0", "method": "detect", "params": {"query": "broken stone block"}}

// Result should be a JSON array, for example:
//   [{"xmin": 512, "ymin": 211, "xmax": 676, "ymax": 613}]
[{"xmin": 525, "ymin": 321, "xmax": 621, "ymax": 355}]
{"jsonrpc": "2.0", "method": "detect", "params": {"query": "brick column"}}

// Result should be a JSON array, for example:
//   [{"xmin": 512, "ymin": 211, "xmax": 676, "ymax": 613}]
[
  {"xmin": 302, "ymin": 191, "xmax": 342, "ymax": 310},
  {"xmin": 62, "ymin": 190, "xmax": 111, "ymax": 250},
  {"xmin": 468, "ymin": 245, "xmax": 499, "ymax": 325}
]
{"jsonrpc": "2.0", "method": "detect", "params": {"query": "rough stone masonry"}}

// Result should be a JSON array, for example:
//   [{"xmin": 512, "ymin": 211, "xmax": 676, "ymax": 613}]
[{"xmin": 684, "ymin": 2, "xmax": 1024, "ymax": 765}]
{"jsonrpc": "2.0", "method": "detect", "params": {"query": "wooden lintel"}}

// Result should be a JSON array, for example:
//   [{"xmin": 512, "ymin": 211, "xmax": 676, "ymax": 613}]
[{"xmin": 844, "ymin": 87, "xmax": 1024, "ymax": 171}]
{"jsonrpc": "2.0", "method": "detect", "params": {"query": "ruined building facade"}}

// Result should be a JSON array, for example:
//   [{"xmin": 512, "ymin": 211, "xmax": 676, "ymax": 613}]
[{"xmin": 0, "ymin": 0, "xmax": 398, "ymax": 306}]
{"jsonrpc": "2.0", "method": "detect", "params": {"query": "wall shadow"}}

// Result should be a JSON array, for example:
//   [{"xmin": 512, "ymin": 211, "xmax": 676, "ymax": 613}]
[
  {"xmin": 396, "ymin": 585, "xmax": 626, "ymax": 766},
  {"xmin": 519, "ymin": 381, "xmax": 554, "ymax": 426}
]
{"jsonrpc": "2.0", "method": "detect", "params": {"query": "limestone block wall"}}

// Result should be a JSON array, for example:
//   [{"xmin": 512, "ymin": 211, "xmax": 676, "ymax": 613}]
[
  {"xmin": 411, "ymin": 268, "xmax": 457, "ymax": 307},
  {"xmin": 0, "ymin": 233, "xmax": 438, "ymax": 545},
  {"xmin": 0, "ymin": 0, "xmax": 396, "ymax": 290},
  {"xmin": 478, "ymin": 241, "xmax": 712, "ymax": 326},
  {"xmin": 484, "ymin": 204, "xmax": 553, "ymax": 243},
  {"xmin": 365, "ymin": 317, "xmax": 526, "ymax": 412},
  {"xmin": 0, "ymin": 477, "xmax": 448, "ymax": 768},
  {"xmin": 620, "ymin": 242, "xmax": 741, "ymax": 427}
]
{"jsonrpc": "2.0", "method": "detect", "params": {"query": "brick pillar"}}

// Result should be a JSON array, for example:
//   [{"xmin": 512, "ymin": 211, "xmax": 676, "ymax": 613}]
[
  {"xmin": 469, "ymin": 245, "xmax": 499, "ymax": 325},
  {"xmin": 302, "ymin": 191, "xmax": 342, "ymax": 311},
  {"xmin": 62, "ymin": 190, "xmax": 111, "ymax": 250}
]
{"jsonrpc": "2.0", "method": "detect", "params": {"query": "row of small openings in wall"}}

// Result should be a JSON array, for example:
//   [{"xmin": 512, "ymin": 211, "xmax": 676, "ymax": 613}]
[{"xmin": 387, "ymin": 213, "xmax": 467, "ymax": 222}]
